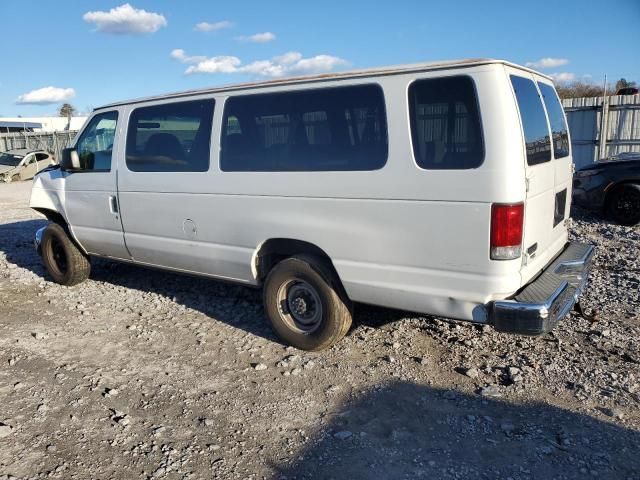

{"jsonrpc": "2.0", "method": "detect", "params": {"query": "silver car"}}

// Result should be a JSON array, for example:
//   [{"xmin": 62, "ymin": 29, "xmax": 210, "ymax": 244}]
[{"xmin": 0, "ymin": 149, "xmax": 56, "ymax": 182}]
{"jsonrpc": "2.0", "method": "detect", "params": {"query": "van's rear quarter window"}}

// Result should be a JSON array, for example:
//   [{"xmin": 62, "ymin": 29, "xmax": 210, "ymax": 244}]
[
  {"xmin": 220, "ymin": 84, "xmax": 388, "ymax": 172},
  {"xmin": 126, "ymin": 100, "xmax": 214, "ymax": 172},
  {"xmin": 408, "ymin": 76, "xmax": 484, "ymax": 170},
  {"xmin": 510, "ymin": 75, "xmax": 552, "ymax": 165},
  {"xmin": 537, "ymin": 82, "xmax": 570, "ymax": 159}
]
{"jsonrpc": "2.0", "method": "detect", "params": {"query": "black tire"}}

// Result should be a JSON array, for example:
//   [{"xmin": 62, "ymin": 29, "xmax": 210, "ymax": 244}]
[
  {"xmin": 41, "ymin": 223, "xmax": 91, "ymax": 286},
  {"xmin": 607, "ymin": 184, "xmax": 640, "ymax": 226},
  {"xmin": 263, "ymin": 255, "xmax": 352, "ymax": 351}
]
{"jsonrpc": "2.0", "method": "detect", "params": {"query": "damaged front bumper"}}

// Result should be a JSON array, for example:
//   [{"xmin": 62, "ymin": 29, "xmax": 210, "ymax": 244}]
[
  {"xmin": 490, "ymin": 242, "xmax": 595, "ymax": 335},
  {"xmin": 34, "ymin": 226, "xmax": 46, "ymax": 256}
]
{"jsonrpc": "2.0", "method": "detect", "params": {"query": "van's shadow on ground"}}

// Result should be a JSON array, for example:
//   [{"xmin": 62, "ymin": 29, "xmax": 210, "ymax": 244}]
[
  {"xmin": 0, "ymin": 219, "xmax": 409, "ymax": 345},
  {"xmin": 273, "ymin": 381, "xmax": 640, "ymax": 479}
]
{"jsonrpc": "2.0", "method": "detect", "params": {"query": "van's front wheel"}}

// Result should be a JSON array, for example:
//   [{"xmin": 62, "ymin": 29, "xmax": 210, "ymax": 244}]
[
  {"xmin": 41, "ymin": 223, "xmax": 91, "ymax": 286},
  {"xmin": 263, "ymin": 255, "xmax": 352, "ymax": 351}
]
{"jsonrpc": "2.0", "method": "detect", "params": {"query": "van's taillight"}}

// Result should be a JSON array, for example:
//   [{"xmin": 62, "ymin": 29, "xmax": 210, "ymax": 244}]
[{"xmin": 490, "ymin": 203, "xmax": 524, "ymax": 260}]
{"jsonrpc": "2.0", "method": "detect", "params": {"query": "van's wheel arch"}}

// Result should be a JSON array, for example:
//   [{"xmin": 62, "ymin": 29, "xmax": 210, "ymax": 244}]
[
  {"xmin": 606, "ymin": 183, "xmax": 640, "ymax": 225},
  {"xmin": 41, "ymin": 223, "xmax": 91, "ymax": 286},
  {"xmin": 263, "ymin": 254, "xmax": 353, "ymax": 351}
]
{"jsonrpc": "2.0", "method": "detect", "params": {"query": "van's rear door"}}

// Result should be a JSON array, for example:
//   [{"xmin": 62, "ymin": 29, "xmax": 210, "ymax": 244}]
[
  {"xmin": 538, "ymin": 79, "xmax": 573, "ymax": 233},
  {"xmin": 508, "ymin": 69, "xmax": 571, "ymax": 283}
]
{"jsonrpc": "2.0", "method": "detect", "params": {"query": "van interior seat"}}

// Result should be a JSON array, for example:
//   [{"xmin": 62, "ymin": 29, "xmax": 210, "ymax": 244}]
[
  {"xmin": 144, "ymin": 133, "xmax": 186, "ymax": 161},
  {"xmin": 225, "ymin": 133, "xmax": 255, "ymax": 157},
  {"xmin": 421, "ymin": 141, "xmax": 446, "ymax": 167},
  {"xmin": 188, "ymin": 125, "xmax": 212, "ymax": 170},
  {"xmin": 223, "ymin": 133, "xmax": 257, "ymax": 169}
]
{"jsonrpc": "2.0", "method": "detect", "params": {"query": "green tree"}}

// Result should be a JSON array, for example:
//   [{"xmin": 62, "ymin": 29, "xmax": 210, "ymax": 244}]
[
  {"xmin": 614, "ymin": 78, "xmax": 637, "ymax": 91},
  {"xmin": 58, "ymin": 103, "xmax": 76, "ymax": 118}
]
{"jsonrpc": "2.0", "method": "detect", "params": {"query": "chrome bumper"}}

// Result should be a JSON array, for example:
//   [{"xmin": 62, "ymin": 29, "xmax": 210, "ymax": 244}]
[
  {"xmin": 34, "ymin": 226, "xmax": 46, "ymax": 256},
  {"xmin": 490, "ymin": 242, "xmax": 595, "ymax": 335}
]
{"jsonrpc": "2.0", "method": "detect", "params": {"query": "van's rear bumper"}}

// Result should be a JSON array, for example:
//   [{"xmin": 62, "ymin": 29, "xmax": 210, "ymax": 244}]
[{"xmin": 489, "ymin": 243, "xmax": 595, "ymax": 335}]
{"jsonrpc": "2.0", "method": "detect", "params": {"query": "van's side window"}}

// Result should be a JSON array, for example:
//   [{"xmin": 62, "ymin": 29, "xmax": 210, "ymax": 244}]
[
  {"xmin": 510, "ymin": 76, "xmax": 552, "ymax": 165},
  {"xmin": 75, "ymin": 111, "xmax": 118, "ymax": 172},
  {"xmin": 126, "ymin": 100, "xmax": 214, "ymax": 172},
  {"xmin": 537, "ymin": 82, "xmax": 570, "ymax": 159},
  {"xmin": 408, "ymin": 76, "xmax": 484, "ymax": 170},
  {"xmin": 220, "ymin": 85, "xmax": 387, "ymax": 172}
]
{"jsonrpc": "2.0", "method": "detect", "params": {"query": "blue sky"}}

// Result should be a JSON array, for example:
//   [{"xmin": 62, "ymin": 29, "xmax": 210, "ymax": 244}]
[{"xmin": 1, "ymin": 0, "xmax": 638, "ymax": 116}]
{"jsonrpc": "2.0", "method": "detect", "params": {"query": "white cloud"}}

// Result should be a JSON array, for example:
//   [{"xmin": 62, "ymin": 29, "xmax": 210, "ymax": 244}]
[
  {"xmin": 236, "ymin": 32, "xmax": 276, "ymax": 43},
  {"xmin": 83, "ymin": 4, "xmax": 167, "ymax": 35},
  {"xmin": 194, "ymin": 21, "xmax": 233, "ymax": 32},
  {"xmin": 549, "ymin": 72, "xmax": 576, "ymax": 83},
  {"xmin": 273, "ymin": 52, "xmax": 303, "ymax": 65},
  {"xmin": 171, "ymin": 49, "xmax": 241, "ymax": 75},
  {"xmin": 525, "ymin": 57, "xmax": 569, "ymax": 69},
  {"xmin": 171, "ymin": 49, "xmax": 349, "ymax": 77},
  {"xmin": 186, "ymin": 56, "xmax": 242, "ymax": 75},
  {"xmin": 16, "ymin": 87, "xmax": 76, "ymax": 105},
  {"xmin": 170, "ymin": 49, "xmax": 207, "ymax": 64},
  {"xmin": 286, "ymin": 55, "xmax": 348, "ymax": 76}
]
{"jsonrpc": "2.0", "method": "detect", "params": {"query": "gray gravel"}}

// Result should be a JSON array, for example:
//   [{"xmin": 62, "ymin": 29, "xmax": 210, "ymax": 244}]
[{"xmin": 0, "ymin": 181, "xmax": 639, "ymax": 479}]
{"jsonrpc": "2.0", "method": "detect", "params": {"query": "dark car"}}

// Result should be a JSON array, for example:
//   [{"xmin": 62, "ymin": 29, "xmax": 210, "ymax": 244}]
[
  {"xmin": 615, "ymin": 86, "xmax": 639, "ymax": 96},
  {"xmin": 573, "ymin": 153, "xmax": 640, "ymax": 225}
]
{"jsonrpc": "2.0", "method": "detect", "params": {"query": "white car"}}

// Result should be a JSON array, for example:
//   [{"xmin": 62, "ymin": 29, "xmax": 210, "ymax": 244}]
[
  {"xmin": 30, "ymin": 58, "xmax": 594, "ymax": 351},
  {"xmin": 0, "ymin": 149, "xmax": 55, "ymax": 182}
]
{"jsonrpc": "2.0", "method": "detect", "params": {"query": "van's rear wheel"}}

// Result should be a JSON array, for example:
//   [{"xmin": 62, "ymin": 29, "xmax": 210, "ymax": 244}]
[
  {"xmin": 263, "ymin": 255, "xmax": 352, "ymax": 351},
  {"xmin": 607, "ymin": 184, "xmax": 640, "ymax": 225},
  {"xmin": 41, "ymin": 223, "xmax": 91, "ymax": 286}
]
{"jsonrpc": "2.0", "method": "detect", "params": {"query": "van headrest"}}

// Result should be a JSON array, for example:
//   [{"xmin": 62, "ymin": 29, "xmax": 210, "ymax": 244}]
[{"xmin": 144, "ymin": 133, "xmax": 185, "ymax": 161}]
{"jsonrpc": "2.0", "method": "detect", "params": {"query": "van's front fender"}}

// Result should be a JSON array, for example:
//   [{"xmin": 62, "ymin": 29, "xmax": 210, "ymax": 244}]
[
  {"xmin": 30, "ymin": 170, "xmax": 67, "ymax": 222},
  {"xmin": 30, "ymin": 170, "xmax": 90, "ymax": 255}
]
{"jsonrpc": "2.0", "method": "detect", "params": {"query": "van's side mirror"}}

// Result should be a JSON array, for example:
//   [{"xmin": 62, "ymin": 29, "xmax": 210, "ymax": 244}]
[{"xmin": 60, "ymin": 148, "xmax": 81, "ymax": 171}]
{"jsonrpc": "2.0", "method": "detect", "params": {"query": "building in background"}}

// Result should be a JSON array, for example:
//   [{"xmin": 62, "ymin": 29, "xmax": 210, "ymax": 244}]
[
  {"xmin": 0, "ymin": 120, "xmax": 43, "ymax": 133},
  {"xmin": 0, "ymin": 116, "xmax": 87, "ymax": 133}
]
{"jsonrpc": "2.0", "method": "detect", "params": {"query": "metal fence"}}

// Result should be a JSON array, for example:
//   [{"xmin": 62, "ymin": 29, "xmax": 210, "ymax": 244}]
[
  {"xmin": 0, "ymin": 131, "xmax": 78, "ymax": 160},
  {"xmin": 562, "ymin": 95, "xmax": 640, "ymax": 169}
]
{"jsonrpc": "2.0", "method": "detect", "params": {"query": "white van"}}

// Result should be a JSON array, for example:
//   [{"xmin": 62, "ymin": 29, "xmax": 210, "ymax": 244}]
[{"xmin": 30, "ymin": 58, "xmax": 594, "ymax": 351}]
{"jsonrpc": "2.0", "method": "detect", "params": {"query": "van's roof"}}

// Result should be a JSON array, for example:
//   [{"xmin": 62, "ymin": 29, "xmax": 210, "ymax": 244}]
[{"xmin": 96, "ymin": 58, "xmax": 550, "ymax": 110}]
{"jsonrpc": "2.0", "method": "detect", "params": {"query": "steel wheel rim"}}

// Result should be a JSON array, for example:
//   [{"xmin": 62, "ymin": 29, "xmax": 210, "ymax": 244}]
[
  {"xmin": 276, "ymin": 279, "xmax": 323, "ymax": 333},
  {"xmin": 48, "ymin": 236, "xmax": 68, "ymax": 276}
]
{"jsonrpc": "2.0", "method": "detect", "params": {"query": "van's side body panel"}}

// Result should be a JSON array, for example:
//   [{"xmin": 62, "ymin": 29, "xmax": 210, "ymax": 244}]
[
  {"xmin": 111, "ymin": 65, "xmax": 531, "ymax": 322},
  {"xmin": 31, "ymin": 59, "xmax": 573, "ymax": 325}
]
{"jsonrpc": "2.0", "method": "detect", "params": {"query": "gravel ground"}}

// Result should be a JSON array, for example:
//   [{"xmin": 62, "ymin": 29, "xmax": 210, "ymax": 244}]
[{"xmin": 0, "ymin": 181, "xmax": 639, "ymax": 480}]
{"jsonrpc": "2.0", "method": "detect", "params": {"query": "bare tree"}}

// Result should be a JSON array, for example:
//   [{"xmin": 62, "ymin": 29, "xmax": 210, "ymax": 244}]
[{"xmin": 555, "ymin": 81, "xmax": 606, "ymax": 99}]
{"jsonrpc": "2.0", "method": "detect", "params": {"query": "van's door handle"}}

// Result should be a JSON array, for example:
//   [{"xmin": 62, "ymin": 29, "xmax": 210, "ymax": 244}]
[{"xmin": 108, "ymin": 195, "xmax": 119, "ymax": 215}]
